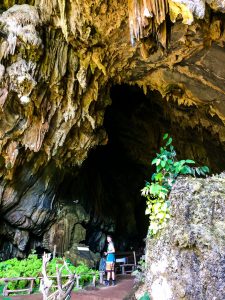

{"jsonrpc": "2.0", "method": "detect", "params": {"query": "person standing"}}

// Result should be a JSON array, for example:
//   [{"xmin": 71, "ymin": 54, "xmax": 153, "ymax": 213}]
[{"xmin": 104, "ymin": 235, "xmax": 116, "ymax": 286}]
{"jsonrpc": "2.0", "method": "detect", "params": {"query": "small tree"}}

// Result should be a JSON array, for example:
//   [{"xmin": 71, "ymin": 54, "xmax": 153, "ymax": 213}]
[{"xmin": 141, "ymin": 134, "xmax": 209, "ymax": 236}]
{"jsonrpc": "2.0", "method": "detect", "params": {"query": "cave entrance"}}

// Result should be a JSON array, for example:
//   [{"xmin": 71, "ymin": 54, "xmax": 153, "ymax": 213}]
[
  {"xmin": 72, "ymin": 85, "xmax": 191, "ymax": 252},
  {"xmin": 83, "ymin": 84, "xmax": 154, "ymax": 251},
  {"xmin": 61, "ymin": 84, "xmax": 225, "ymax": 254}
]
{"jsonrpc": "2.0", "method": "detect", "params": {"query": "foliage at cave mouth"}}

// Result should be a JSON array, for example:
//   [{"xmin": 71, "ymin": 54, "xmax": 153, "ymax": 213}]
[{"xmin": 0, "ymin": 0, "xmax": 225, "ymax": 263}]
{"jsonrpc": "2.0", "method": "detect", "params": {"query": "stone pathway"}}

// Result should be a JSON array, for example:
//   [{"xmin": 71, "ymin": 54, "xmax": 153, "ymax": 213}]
[{"xmin": 1, "ymin": 276, "xmax": 134, "ymax": 300}]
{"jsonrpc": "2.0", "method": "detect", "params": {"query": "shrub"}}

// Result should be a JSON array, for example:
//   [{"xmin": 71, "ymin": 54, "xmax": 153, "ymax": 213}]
[
  {"xmin": 141, "ymin": 134, "xmax": 209, "ymax": 236},
  {"xmin": 132, "ymin": 255, "xmax": 146, "ymax": 283},
  {"xmin": 0, "ymin": 253, "xmax": 98, "ymax": 293}
]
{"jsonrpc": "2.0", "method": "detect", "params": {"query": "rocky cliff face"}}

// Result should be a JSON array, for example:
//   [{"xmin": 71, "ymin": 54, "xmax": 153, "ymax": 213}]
[
  {"xmin": 140, "ymin": 174, "xmax": 225, "ymax": 300},
  {"xmin": 0, "ymin": 1, "xmax": 225, "ymax": 259}
]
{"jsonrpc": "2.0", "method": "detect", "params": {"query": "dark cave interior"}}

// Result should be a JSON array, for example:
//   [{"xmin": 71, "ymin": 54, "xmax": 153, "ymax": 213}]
[{"xmin": 58, "ymin": 84, "xmax": 225, "ymax": 253}]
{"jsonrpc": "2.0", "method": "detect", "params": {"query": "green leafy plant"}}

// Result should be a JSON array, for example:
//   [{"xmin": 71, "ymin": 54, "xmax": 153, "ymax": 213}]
[
  {"xmin": 142, "ymin": 134, "xmax": 209, "ymax": 236},
  {"xmin": 0, "ymin": 252, "xmax": 98, "ymax": 294},
  {"xmin": 132, "ymin": 255, "xmax": 146, "ymax": 283},
  {"xmin": 72, "ymin": 263, "xmax": 99, "ymax": 286},
  {"xmin": 139, "ymin": 291, "xmax": 151, "ymax": 300}
]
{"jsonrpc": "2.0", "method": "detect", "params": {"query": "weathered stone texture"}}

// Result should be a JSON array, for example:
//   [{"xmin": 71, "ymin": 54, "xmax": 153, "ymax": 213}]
[
  {"xmin": 42, "ymin": 203, "xmax": 89, "ymax": 255},
  {"xmin": 0, "ymin": 0, "xmax": 225, "ymax": 260},
  {"xmin": 143, "ymin": 175, "xmax": 225, "ymax": 300}
]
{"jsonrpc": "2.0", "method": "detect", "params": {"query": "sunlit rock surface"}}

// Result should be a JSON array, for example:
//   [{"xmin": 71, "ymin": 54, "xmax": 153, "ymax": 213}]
[
  {"xmin": 142, "ymin": 174, "xmax": 225, "ymax": 300},
  {"xmin": 0, "ymin": 1, "xmax": 225, "ymax": 261}
]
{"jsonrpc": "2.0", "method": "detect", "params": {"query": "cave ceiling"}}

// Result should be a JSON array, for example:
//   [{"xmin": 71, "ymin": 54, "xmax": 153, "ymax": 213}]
[
  {"xmin": 0, "ymin": 1, "xmax": 225, "ymax": 176},
  {"xmin": 0, "ymin": 0, "xmax": 225, "ymax": 257}
]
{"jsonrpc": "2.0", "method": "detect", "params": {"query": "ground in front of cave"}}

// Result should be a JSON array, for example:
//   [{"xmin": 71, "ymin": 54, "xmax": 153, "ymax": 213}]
[{"xmin": 3, "ymin": 275, "xmax": 134, "ymax": 300}]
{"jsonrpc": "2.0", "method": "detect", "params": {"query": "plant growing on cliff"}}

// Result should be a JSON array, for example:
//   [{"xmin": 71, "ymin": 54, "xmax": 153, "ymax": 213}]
[{"xmin": 142, "ymin": 134, "xmax": 209, "ymax": 236}]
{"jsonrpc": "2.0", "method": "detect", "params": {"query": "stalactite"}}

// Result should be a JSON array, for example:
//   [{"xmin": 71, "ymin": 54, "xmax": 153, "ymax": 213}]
[
  {"xmin": 128, "ymin": 0, "xmax": 169, "ymax": 48},
  {"xmin": 57, "ymin": 0, "xmax": 68, "ymax": 41}
]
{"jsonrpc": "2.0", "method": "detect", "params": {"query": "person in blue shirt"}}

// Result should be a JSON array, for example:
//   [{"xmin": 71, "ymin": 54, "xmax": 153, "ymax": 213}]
[{"xmin": 104, "ymin": 235, "xmax": 116, "ymax": 286}]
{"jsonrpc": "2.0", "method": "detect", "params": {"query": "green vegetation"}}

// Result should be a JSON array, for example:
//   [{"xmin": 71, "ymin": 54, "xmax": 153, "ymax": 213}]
[
  {"xmin": 132, "ymin": 256, "xmax": 146, "ymax": 283},
  {"xmin": 0, "ymin": 252, "xmax": 99, "ymax": 293},
  {"xmin": 139, "ymin": 291, "xmax": 151, "ymax": 300},
  {"xmin": 142, "ymin": 134, "xmax": 209, "ymax": 236}
]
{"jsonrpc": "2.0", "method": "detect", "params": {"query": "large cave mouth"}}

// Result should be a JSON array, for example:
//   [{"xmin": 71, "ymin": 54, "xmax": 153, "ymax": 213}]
[{"xmin": 59, "ymin": 84, "xmax": 225, "ymax": 254}]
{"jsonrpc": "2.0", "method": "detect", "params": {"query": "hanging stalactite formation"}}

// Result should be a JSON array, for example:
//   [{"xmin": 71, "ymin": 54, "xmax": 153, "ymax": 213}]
[{"xmin": 128, "ymin": 0, "xmax": 169, "ymax": 47}]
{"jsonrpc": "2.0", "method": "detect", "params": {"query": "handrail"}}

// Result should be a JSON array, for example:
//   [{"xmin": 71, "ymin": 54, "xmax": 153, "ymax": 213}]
[
  {"xmin": 0, "ymin": 271, "xmax": 98, "ymax": 296},
  {"xmin": 0, "ymin": 271, "xmax": 98, "ymax": 281},
  {"xmin": 0, "ymin": 277, "xmax": 36, "ymax": 281}
]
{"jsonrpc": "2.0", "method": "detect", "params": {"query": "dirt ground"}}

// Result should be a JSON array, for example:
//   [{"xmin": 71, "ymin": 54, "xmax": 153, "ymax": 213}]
[{"xmin": 1, "ymin": 276, "xmax": 135, "ymax": 300}]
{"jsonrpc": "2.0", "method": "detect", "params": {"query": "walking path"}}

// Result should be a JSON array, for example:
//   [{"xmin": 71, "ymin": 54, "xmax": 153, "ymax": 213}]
[
  {"xmin": 73, "ymin": 276, "xmax": 134, "ymax": 300},
  {"xmin": 1, "ymin": 276, "xmax": 135, "ymax": 300}
]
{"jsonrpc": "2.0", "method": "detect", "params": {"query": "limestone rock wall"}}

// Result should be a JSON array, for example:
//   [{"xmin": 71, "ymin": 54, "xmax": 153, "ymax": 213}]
[
  {"xmin": 143, "ymin": 175, "xmax": 225, "ymax": 300},
  {"xmin": 0, "ymin": 1, "xmax": 225, "ymax": 259}
]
